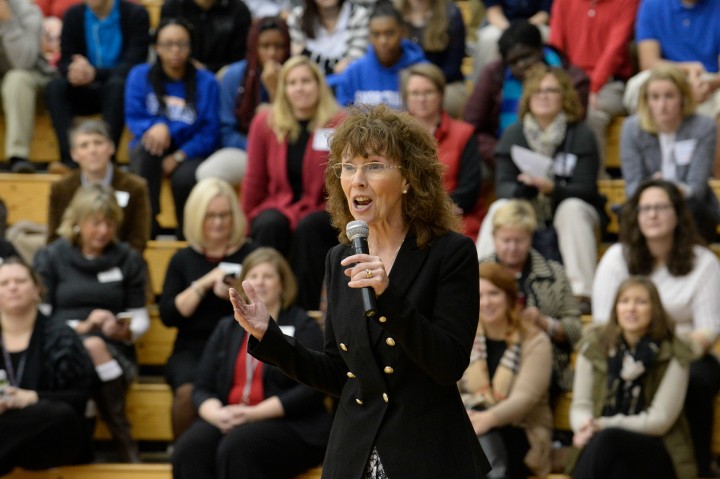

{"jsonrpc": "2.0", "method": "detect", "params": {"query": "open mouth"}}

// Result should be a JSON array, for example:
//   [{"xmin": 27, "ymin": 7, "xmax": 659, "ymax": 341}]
[{"xmin": 353, "ymin": 196, "xmax": 372, "ymax": 211}]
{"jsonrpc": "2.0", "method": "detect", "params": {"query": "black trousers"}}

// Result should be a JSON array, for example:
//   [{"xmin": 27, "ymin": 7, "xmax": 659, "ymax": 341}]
[
  {"xmin": 172, "ymin": 417, "xmax": 325, "ymax": 479},
  {"xmin": 250, "ymin": 208, "xmax": 339, "ymax": 310},
  {"xmin": 45, "ymin": 76, "xmax": 126, "ymax": 165},
  {"xmin": 130, "ymin": 145, "xmax": 199, "ymax": 239},
  {"xmin": 572, "ymin": 428, "xmax": 676, "ymax": 479},
  {"xmin": 0, "ymin": 400, "xmax": 92, "ymax": 475},
  {"xmin": 685, "ymin": 354, "xmax": 720, "ymax": 475}
]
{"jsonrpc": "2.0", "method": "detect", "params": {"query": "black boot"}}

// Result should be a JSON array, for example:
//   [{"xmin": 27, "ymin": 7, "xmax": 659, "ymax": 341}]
[{"xmin": 95, "ymin": 377, "xmax": 140, "ymax": 463}]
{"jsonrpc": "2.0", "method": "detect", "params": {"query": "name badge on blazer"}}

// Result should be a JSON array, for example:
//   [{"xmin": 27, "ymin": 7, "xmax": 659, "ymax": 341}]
[
  {"xmin": 115, "ymin": 191, "xmax": 130, "ymax": 208},
  {"xmin": 98, "ymin": 267, "xmax": 123, "ymax": 283},
  {"xmin": 552, "ymin": 153, "xmax": 577, "ymax": 177},
  {"xmin": 674, "ymin": 139, "xmax": 697, "ymax": 166},
  {"xmin": 279, "ymin": 325, "xmax": 296, "ymax": 337},
  {"xmin": 312, "ymin": 129, "xmax": 334, "ymax": 151}
]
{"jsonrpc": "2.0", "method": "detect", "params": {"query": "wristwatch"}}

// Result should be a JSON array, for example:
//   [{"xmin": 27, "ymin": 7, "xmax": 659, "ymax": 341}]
[{"xmin": 173, "ymin": 151, "xmax": 186, "ymax": 163}]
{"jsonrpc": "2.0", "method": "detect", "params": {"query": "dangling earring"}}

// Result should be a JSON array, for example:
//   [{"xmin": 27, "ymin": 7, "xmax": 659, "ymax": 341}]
[{"xmin": 402, "ymin": 189, "xmax": 408, "ymax": 194}]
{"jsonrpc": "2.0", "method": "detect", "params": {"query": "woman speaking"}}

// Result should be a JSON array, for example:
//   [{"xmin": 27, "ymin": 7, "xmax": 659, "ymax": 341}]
[{"xmin": 231, "ymin": 105, "xmax": 489, "ymax": 478}]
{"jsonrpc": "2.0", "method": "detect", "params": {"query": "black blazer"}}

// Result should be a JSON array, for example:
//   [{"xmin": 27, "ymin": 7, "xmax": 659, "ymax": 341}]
[
  {"xmin": 252, "ymin": 232, "xmax": 490, "ymax": 479},
  {"xmin": 193, "ymin": 311, "xmax": 332, "ymax": 448}
]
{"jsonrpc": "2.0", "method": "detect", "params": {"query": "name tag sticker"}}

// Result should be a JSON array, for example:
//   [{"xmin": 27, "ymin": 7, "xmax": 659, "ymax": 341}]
[
  {"xmin": 279, "ymin": 325, "xmax": 296, "ymax": 337},
  {"xmin": 674, "ymin": 139, "xmax": 696, "ymax": 166},
  {"xmin": 115, "ymin": 191, "xmax": 130, "ymax": 208},
  {"xmin": 312, "ymin": 129, "xmax": 334, "ymax": 151},
  {"xmin": 98, "ymin": 267, "xmax": 123, "ymax": 283},
  {"xmin": 552, "ymin": 153, "xmax": 578, "ymax": 177}
]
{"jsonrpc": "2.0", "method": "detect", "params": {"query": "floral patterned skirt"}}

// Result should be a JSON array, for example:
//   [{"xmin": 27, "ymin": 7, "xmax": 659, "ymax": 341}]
[{"xmin": 364, "ymin": 447, "xmax": 388, "ymax": 479}]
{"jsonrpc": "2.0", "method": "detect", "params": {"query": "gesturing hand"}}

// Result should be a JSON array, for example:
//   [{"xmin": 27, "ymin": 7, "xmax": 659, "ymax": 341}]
[{"xmin": 229, "ymin": 283, "xmax": 270, "ymax": 340}]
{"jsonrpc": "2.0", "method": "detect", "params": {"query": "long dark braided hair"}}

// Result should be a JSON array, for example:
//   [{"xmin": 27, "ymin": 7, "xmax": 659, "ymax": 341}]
[
  {"xmin": 234, "ymin": 17, "xmax": 291, "ymax": 134},
  {"xmin": 149, "ymin": 17, "xmax": 197, "ymax": 116}
]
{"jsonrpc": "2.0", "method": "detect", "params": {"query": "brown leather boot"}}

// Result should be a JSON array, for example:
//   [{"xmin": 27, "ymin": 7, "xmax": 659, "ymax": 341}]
[{"xmin": 95, "ymin": 377, "xmax": 140, "ymax": 463}]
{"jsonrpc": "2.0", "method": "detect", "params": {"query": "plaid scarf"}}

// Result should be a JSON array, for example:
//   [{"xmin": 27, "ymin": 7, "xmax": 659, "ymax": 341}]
[{"xmin": 459, "ymin": 321, "xmax": 523, "ymax": 409}]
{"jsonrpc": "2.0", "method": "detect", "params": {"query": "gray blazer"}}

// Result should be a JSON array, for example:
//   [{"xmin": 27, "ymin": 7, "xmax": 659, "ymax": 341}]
[{"xmin": 620, "ymin": 113, "xmax": 716, "ymax": 201}]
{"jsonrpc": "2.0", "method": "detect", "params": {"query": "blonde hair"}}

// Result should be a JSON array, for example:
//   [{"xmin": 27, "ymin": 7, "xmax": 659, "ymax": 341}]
[
  {"xmin": 395, "ymin": 0, "xmax": 449, "ymax": 51},
  {"xmin": 491, "ymin": 200, "xmax": 537, "ymax": 235},
  {"xmin": 269, "ymin": 56, "xmax": 339, "ymax": 142},
  {"xmin": 183, "ymin": 178, "xmax": 247, "ymax": 250},
  {"xmin": 400, "ymin": 63, "xmax": 446, "ymax": 106},
  {"xmin": 57, "ymin": 183, "xmax": 123, "ymax": 246},
  {"xmin": 519, "ymin": 64, "xmax": 584, "ymax": 122},
  {"xmin": 236, "ymin": 247, "xmax": 297, "ymax": 309},
  {"xmin": 638, "ymin": 64, "xmax": 696, "ymax": 134},
  {"xmin": 325, "ymin": 104, "xmax": 460, "ymax": 248}
]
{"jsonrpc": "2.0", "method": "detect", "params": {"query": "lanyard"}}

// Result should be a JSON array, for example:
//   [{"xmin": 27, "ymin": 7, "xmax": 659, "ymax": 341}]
[
  {"xmin": 241, "ymin": 335, "xmax": 260, "ymax": 405},
  {"xmin": 1, "ymin": 334, "xmax": 26, "ymax": 387}
]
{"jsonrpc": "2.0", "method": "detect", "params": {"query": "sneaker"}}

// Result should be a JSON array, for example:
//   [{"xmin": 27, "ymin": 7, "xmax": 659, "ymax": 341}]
[{"xmin": 9, "ymin": 157, "xmax": 36, "ymax": 174}]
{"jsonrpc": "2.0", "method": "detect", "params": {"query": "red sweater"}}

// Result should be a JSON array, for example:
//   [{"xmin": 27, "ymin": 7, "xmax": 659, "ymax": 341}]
[
  {"xmin": 435, "ymin": 112, "xmax": 485, "ymax": 240},
  {"xmin": 549, "ymin": 0, "xmax": 639, "ymax": 93},
  {"xmin": 242, "ymin": 109, "xmax": 346, "ymax": 230}
]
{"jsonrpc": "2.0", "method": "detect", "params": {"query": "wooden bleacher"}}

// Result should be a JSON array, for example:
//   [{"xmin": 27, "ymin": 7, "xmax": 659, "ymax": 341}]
[{"xmin": 6, "ymin": 465, "xmax": 323, "ymax": 479}]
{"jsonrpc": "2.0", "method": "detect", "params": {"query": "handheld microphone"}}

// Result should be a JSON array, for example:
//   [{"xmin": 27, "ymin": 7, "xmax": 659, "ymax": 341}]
[{"xmin": 346, "ymin": 220, "xmax": 377, "ymax": 318}]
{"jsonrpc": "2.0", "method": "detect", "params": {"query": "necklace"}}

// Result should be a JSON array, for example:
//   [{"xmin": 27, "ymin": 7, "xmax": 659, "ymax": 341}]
[{"xmin": 371, "ymin": 231, "xmax": 407, "ymax": 275}]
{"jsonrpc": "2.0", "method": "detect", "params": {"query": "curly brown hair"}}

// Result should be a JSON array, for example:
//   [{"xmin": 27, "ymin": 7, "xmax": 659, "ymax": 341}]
[
  {"xmin": 619, "ymin": 179, "xmax": 699, "ymax": 276},
  {"xmin": 325, "ymin": 104, "xmax": 460, "ymax": 248},
  {"xmin": 518, "ymin": 64, "xmax": 584, "ymax": 123}
]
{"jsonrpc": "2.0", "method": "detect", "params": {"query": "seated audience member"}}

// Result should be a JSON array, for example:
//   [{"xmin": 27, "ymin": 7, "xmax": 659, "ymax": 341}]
[
  {"xmin": 479, "ymin": 200, "xmax": 582, "ymax": 396},
  {"xmin": 47, "ymin": 119, "xmax": 151, "ymax": 252},
  {"xmin": 472, "ymin": 0, "xmax": 551, "ymax": 82},
  {"xmin": 623, "ymin": 0, "xmax": 720, "ymax": 128},
  {"xmin": 243, "ymin": 55, "xmax": 344, "ymax": 311},
  {"xmin": 34, "ymin": 184, "xmax": 150, "ymax": 463},
  {"xmin": 397, "ymin": 0, "xmax": 466, "ymax": 117},
  {"xmin": 160, "ymin": 178, "xmax": 256, "ymax": 439},
  {"xmin": 476, "ymin": 65, "xmax": 605, "ymax": 309},
  {"xmin": 621, "ymin": 64, "xmax": 719, "ymax": 242},
  {"xmin": 570, "ymin": 277, "xmax": 696, "ymax": 479},
  {"xmin": 549, "ymin": 0, "xmax": 639, "ymax": 172},
  {"xmin": 400, "ymin": 63, "xmax": 483, "ymax": 239},
  {"xmin": 287, "ymin": 0, "xmax": 369, "ymax": 76},
  {"xmin": 160, "ymin": 0, "xmax": 251, "ymax": 74},
  {"xmin": 464, "ymin": 21, "xmax": 589, "ymax": 175},
  {"xmin": 0, "ymin": 0, "xmax": 56, "ymax": 173},
  {"xmin": 125, "ymin": 18, "xmax": 220, "ymax": 239},
  {"xmin": 592, "ymin": 179, "xmax": 720, "ymax": 477},
  {"xmin": 332, "ymin": 1, "xmax": 426, "ymax": 110},
  {"xmin": 196, "ymin": 17, "xmax": 291, "ymax": 186},
  {"xmin": 459, "ymin": 263, "xmax": 553, "ymax": 479},
  {"xmin": 0, "ymin": 258, "xmax": 95, "ymax": 475},
  {"xmin": 172, "ymin": 247, "xmax": 332, "ymax": 479},
  {"xmin": 45, "ymin": 0, "xmax": 149, "ymax": 168}
]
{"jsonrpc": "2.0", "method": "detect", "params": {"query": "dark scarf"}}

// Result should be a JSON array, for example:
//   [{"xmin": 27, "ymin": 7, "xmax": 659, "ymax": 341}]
[{"xmin": 602, "ymin": 335, "xmax": 660, "ymax": 417}]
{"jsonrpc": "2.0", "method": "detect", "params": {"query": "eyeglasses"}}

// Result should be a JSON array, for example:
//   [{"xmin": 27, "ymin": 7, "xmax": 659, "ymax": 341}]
[
  {"xmin": 532, "ymin": 87, "xmax": 562, "ymax": 96},
  {"xmin": 407, "ymin": 90, "xmax": 439, "ymax": 100},
  {"xmin": 205, "ymin": 211, "xmax": 232, "ymax": 222},
  {"xmin": 638, "ymin": 204, "xmax": 674, "ymax": 215},
  {"xmin": 157, "ymin": 41, "xmax": 191, "ymax": 51},
  {"xmin": 330, "ymin": 162, "xmax": 402, "ymax": 179}
]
